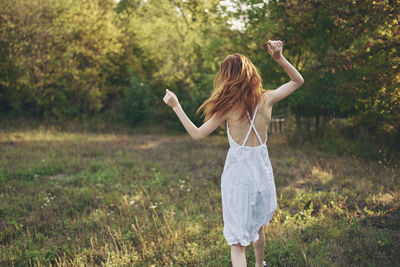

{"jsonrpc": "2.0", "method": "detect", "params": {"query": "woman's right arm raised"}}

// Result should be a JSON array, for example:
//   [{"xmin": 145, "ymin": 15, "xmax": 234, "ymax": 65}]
[{"xmin": 266, "ymin": 40, "xmax": 304, "ymax": 106}]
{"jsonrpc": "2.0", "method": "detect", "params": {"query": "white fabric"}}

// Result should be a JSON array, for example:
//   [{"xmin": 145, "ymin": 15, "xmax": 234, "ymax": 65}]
[{"xmin": 221, "ymin": 102, "xmax": 277, "ymax": 246}]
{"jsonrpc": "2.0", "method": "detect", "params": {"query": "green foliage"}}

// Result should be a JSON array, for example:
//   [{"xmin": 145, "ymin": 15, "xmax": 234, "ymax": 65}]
[
  {"xmin": 180, "ymin": 73, "xmax": 216, "ymax": 127},
  {"xmin": 233, "ymin": 0, "xmax": 399, "ymax": 156},
  {"xmin": 0, "ymin": 0, "xmax": 398, "ymax": 157},
  {"xmin": 0, "ymin": 0, "xmax": 123, "ymax": 120},
  {"xmin": 121, "ymin": 73, "xmax": 156, "ymax": 126}
]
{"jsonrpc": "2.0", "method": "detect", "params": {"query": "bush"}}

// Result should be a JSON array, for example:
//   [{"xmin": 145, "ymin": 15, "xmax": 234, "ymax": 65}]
[{"xmin": 121, "ymin": 73, "xmax": 156, "ymax": 127}]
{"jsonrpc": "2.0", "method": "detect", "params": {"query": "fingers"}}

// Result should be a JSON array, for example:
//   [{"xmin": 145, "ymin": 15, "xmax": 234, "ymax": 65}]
[
  {"xmin": 267, "ymin": 40, "xmax": 283, "ymax": 51},
  {"xmin": 274, "ymin": 41, "xmax": 280, "ymax": 50},
  {"xmin": 268, "ymin": 42, "xmax": 278, "ymax": 52},
  {"xmin": 267, "ymin": 44, "xmax": 272, "ymax": 54},
  {"xmin": 273, "ymin": 42, "xmax": 278, "ymax": 51},
  {"xmin": 267, "ymin": 40, "xmax": 276, "ymax": 52},
  {"xmin": 163, "ymin": 88, "xmax": 176, "ymax": 106},
  {"xmin": 165, "ymin": 88, "xmax": 173, "ymax": 96},
  {"xmin": 267, "ymin": 40, "xmax": 274, "ymax": 52},
  {"xmin": 163, "ymin": 89, "xmax": 169, "ymax": 103}
]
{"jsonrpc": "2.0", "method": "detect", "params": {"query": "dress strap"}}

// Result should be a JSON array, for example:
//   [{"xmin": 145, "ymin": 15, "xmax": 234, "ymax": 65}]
[{"xmin": 242, "ymin": 103, "xmax": 263, "ymax": 146}]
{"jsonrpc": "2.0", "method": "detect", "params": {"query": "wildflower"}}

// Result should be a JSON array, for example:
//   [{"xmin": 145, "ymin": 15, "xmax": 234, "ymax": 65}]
[
  {"xmin": 149, "ymin": 204, "xmax": 157, "ymax": 209},
  {"xmin": 130, "ymin": 200, "xmax": 135, "ymax": 205}
]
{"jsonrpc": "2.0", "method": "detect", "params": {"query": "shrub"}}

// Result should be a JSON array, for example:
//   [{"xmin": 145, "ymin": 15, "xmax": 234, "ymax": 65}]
[{"xmin": 121, "ymin": 73, "xmax": 156, "ymax": 127}]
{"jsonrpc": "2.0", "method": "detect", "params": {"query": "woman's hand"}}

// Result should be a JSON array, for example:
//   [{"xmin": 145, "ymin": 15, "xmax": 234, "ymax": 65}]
[
  {"xmin": 163, "ymin": 89, "xmax": 180, "ymax": 109},
  {"xmin": 267, "ymin": 40, "xmax": 283, "ymax": 61}
]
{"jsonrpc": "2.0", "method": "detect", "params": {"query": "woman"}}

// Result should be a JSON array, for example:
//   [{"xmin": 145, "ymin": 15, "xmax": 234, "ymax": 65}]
[{"xmin": 163, "ymin": 40, "xmax": 304, "ymax": 267}]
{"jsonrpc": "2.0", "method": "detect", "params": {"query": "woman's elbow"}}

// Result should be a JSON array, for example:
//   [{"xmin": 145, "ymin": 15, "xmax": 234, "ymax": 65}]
[
  {"xmin": 192, "ymin": 133, "xmax": 202, "ymax": 141},
  {"xmin": 294, "ymin": 78, "xmax": 304, "ymax": 88},
  {"xmin": 192, "ymin": 128, "xmax": 211, "ymax": 141}
]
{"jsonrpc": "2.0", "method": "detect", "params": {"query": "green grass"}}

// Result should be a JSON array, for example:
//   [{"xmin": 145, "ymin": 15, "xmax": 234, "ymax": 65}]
[{"xmin": 0, "ymin": 127, "xmax": 399, "ymax": 266}]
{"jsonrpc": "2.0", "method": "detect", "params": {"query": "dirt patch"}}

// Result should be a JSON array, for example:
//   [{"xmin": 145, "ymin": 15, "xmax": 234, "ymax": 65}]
[{"xmin": 46, "ymin": 174, "xmax": 69, "ymax": 180}]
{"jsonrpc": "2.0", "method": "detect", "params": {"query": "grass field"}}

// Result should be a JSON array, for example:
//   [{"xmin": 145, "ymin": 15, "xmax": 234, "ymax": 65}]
[{"xmin": 0, "ymin": 126, "xmax": 399, "ymax": 266}]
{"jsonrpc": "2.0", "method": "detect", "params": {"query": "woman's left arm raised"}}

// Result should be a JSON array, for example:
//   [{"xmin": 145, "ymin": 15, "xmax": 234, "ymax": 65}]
[{"xmin": 163, "ymin": 89, "xmax": 228, "ymax": 141}]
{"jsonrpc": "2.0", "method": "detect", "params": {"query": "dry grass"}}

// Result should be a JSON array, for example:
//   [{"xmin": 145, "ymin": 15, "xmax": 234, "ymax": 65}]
[{"xmin": 0, "ymin": 127, "xmax": 399, "ymax": 266}]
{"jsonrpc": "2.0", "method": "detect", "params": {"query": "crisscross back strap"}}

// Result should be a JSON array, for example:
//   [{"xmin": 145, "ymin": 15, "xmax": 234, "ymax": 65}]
[{"xmin": 242, "ymin": 103, "xmax": 263, "ymax": 146}]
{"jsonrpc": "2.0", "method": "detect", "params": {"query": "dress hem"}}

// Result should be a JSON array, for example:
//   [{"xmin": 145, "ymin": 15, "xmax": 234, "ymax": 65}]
[{"xmin": 225, "ymin": 210, "xmax": 275, "ymax": 247}]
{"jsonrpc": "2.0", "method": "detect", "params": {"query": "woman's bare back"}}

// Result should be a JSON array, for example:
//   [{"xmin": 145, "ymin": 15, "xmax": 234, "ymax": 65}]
[{"xmin": 226, "ymin": 92, "xmax": 273, "ymax": 147}]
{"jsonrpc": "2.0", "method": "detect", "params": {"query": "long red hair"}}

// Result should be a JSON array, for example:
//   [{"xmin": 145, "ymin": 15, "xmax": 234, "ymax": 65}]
[{"xmin": 196, "ymin": 53, "xmax": 270, "ymax": 129}]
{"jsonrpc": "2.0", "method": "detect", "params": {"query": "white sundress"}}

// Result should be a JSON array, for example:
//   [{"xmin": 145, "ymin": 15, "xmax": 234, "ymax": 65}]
[{"xmin": 221, "ymin": 102, "xmax": 277, "ymax": 246}]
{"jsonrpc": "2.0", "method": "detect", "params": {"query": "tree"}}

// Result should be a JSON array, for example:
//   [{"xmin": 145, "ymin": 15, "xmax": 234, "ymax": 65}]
[{"xmin": 0, "ymin": 0, "xmax": 123, "ymax": 120}]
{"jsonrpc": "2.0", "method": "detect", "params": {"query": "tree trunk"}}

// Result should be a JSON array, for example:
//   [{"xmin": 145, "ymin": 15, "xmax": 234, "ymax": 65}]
[
  {"xmin": 295, "ymin": 112, "xmax": 302, "ymax": 138},
  {"xmin": 306, "ymin": 117, "xmax": 311, "ymax": 138}
]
